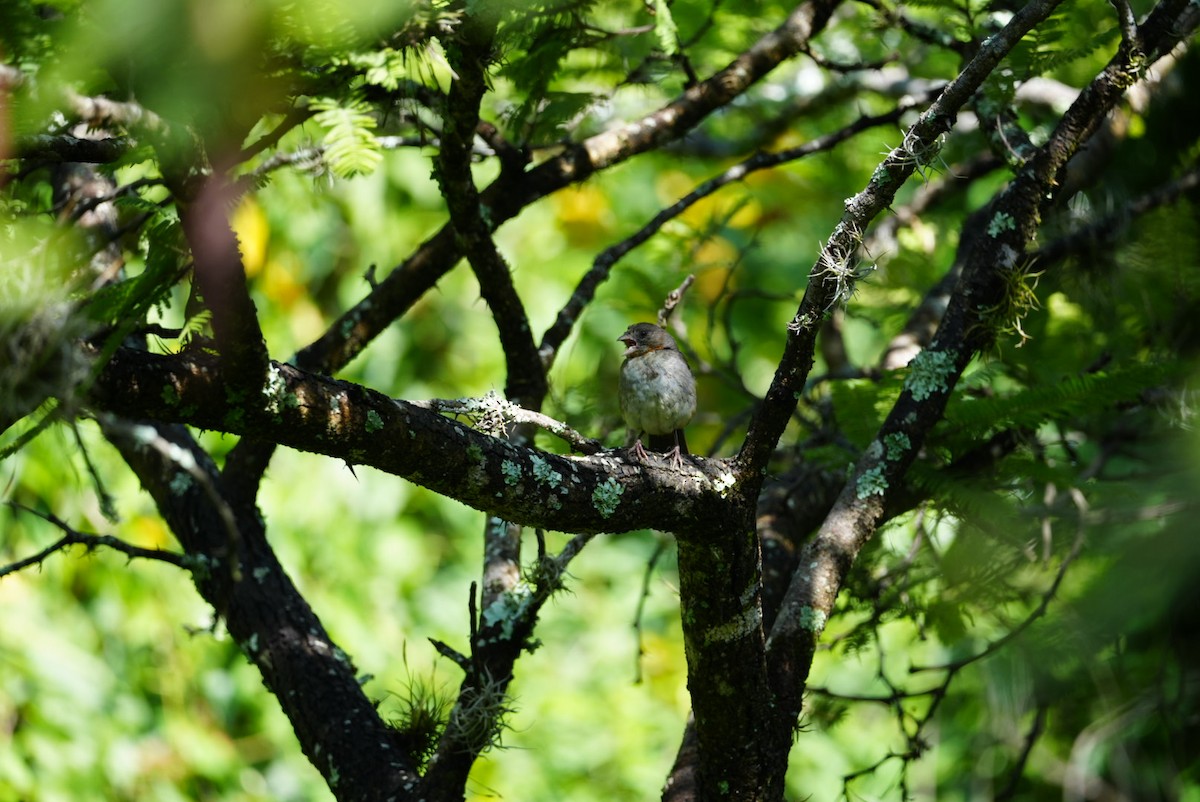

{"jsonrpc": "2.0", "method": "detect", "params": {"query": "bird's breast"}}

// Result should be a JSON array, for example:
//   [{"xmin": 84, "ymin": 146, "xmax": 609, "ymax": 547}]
[{"xmin": 618, "ymin": 352, "xmax": 696, "ymax": 435}]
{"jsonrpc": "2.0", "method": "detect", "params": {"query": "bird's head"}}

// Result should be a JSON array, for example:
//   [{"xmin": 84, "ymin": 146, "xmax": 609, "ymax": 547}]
[{"xmin": 618, "ymin": 322, "xmax": 677, "ymax": 357}]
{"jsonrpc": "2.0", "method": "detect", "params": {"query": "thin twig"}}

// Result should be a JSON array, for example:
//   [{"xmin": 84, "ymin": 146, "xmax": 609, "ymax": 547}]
[
  {"xmin": 632, "ymin": 537, "xmax": 669, "ymax": 683},
  {"xmin": 2, "ymin": 502, "xmax": 190, "ymax": 578},
  {"xmin": 97, "ymin": 415, "xmax": 243, "ymax": 577},
  {"xmin": 658, "ymin": 275, "xmax": 695, "ymax": 327},
  {"xmin": 996, "ymin": 704, "xmax": 1049, "ymax": 801},
  {"xmin": 910, "ymin": 522, "xmax": 1086, "ymax": 674}
]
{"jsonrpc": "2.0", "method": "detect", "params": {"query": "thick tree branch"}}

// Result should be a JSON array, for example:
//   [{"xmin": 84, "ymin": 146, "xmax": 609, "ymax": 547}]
[
  {"xmin": 87, "ymin": 348, "xmax": 739, "ymax": 538},
  {"xmin": 178, "ymin": 174, "xmax": 270, "ymax": 388},
  {"xmin": 675, "ymin": 528, "xmax": 775, "ymax": 797},
  {"xmin": 439, "ymin": 16, "xmax": 546, "ymax": 410},
  {"xmin": 14, "ymin": 134, "xmax": 132, "ymax": 165},
  {"xmin": 101, "ymin": 418, "xmax": 418, "ymax": 801}
]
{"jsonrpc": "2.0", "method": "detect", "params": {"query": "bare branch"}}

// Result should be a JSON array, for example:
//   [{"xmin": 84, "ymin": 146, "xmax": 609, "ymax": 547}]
[
  {"xmin": 1, "ymin": 502, "xmax": 190, "ymax": 578},
  {"xmin": 658, "ymin": 274, "xmax": 696, "ymax": 327},
  {"xmin": 996, "ymin": 704, "xmax": 1050, "ymax": 802}
]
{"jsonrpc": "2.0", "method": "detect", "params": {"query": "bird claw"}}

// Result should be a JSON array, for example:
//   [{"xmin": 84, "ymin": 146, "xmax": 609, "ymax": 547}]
[
  {"xmin": 628, "ymin": 439, "xmax": 651, "ymax": 462},
  {"xmin": 627, "ymin": 439, "xmax": 687, "ymax": 470},
  {"xmin": 665, "ymin": 445, "xmax": 685, "ymax": 470}
]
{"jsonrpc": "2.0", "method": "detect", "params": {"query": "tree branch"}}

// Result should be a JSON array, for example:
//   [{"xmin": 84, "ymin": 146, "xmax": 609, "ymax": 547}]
[
  {"xmin": 1, "ymin": 502, "xmax": 190, "ymax": 577},
  {"xmin": 14, "ymin": 134, "xmax": 133, "ymax": 165},
  {"xmin": 87, "ymin": 348, "xmax": 739, "ymax": 538},
  {"xmin": 295, "ymin": 0, "xmax": 843, "ymax": 378},
  {"xmin": 102, "ymin": 418, "xmax": 419, "ymax": 800},
  {"xmin": 763, "ymin": 0, "xmax": 1197, "ymax": 752},
  {"xmin": 539, "ymin": 88, "xmax": 936, "ymax": 368},
  {"xmin": 177, "ymin": 173, "xmax": 270, "ymax": 389},
  {"xmin": 414, "ymin": 393, "xmax": 602, "ymax": 454},
  {"xmin": 438, "ymin": 14, "xmax": 546, "ymax": 410},
  {"xmin": 738, "ymin": 0, "xmax": 1069, "ymax": 481}
]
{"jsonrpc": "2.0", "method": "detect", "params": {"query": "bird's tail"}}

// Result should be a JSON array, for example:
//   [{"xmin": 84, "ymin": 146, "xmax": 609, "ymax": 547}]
[{"xmin": 647, "ymin": 430, "xmax": 688, "ymax": 455}]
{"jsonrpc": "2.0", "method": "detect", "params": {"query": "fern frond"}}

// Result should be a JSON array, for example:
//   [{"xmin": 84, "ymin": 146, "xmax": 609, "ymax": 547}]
[
  {"xmin": 939, "ymin": 362, "xmax": 1176, "ymax": 446},
  {"xmin": 828, "ymin": 373, "xmax": 907, "ymax": 448},
  {"xmin": 311, "ymin": 96, "xmax": 382, "ymax": 178}
]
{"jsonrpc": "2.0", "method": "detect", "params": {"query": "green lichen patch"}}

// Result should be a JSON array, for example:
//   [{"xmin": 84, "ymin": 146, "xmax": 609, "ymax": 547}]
[
  {"xmin": 904, "ymin": 349, "xmax": 956, "ymax": 402},
  {"xmin": 592, "ymin": 477, "xmax": 624, "ymax": 518},
  {"xmin": 797, "ymin": 605, "xmax": 828, "ymax": 633},
  {"xmin": 855, "ymin": 464, "xmax": 888, "ymax": 499},
  {"xmin": 987, "ymin": 211, "xmax": 1016, "ymax": 237},
  {"xmin": 883, "ymin": 431, "xmax": 911, "ymax": 461},
  {"xmin": 530, "ymin": 455, "xmax": 563, "ymax": 489}
]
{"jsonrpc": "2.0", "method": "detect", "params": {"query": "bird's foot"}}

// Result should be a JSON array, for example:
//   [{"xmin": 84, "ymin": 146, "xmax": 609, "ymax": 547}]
[
  {"xmin": 628, "ymin": 439, "xmax": 651, "ymax": 462},
  {"xmin": 626, "ymin": 439, "xmax": 687, "ymax": 469},
  {"xmin": 665, "ymin": 445, "xmax": 685, "ymax": 470}
]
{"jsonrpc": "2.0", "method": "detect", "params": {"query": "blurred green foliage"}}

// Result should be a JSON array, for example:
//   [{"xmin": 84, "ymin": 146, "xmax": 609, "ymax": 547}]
[{"xmin": 3, "ymin": 0, "xmax": 1199, "ymax": 799}]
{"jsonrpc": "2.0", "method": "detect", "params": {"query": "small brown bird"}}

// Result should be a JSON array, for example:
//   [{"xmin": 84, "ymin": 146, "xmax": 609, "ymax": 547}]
[{"xmin": 618, "ymin": 322, "xmax": 697, "ymax": 468}]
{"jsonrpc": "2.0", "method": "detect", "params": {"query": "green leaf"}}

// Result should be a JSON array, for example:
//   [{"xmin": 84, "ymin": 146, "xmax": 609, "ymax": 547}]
[
  {"xmin": 653, "ymin": 0, "xmax": 678, "ymax": 56},
  {"xmin": 83, "ymin": 217, "xmax": 184, "ymax": 326},
  {"xmin": 311, "ymin": 96, "xmax": 382, "ymax": 178}
]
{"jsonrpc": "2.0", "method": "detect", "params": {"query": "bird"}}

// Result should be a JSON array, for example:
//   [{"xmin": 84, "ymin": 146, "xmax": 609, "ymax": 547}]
[{"xmin": 618, "ymin": 322, "xmax": 697, "ymax": 468}]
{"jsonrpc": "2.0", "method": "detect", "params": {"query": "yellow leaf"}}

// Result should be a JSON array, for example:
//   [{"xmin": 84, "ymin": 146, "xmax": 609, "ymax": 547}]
[
  {"xmin": 129, "ymin": 514, "xmax": 172, "ymax": 548},
  {"xmin": 262, "ymin": 252, "xmax": 304, "ymax": 307},
  {"xmin": 231, "ymin": 197, "xmax": 269, "ymax": 278},
  {"xmin": 554, "ymin": 185, "xmax": 613, "ymax": 246}
]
